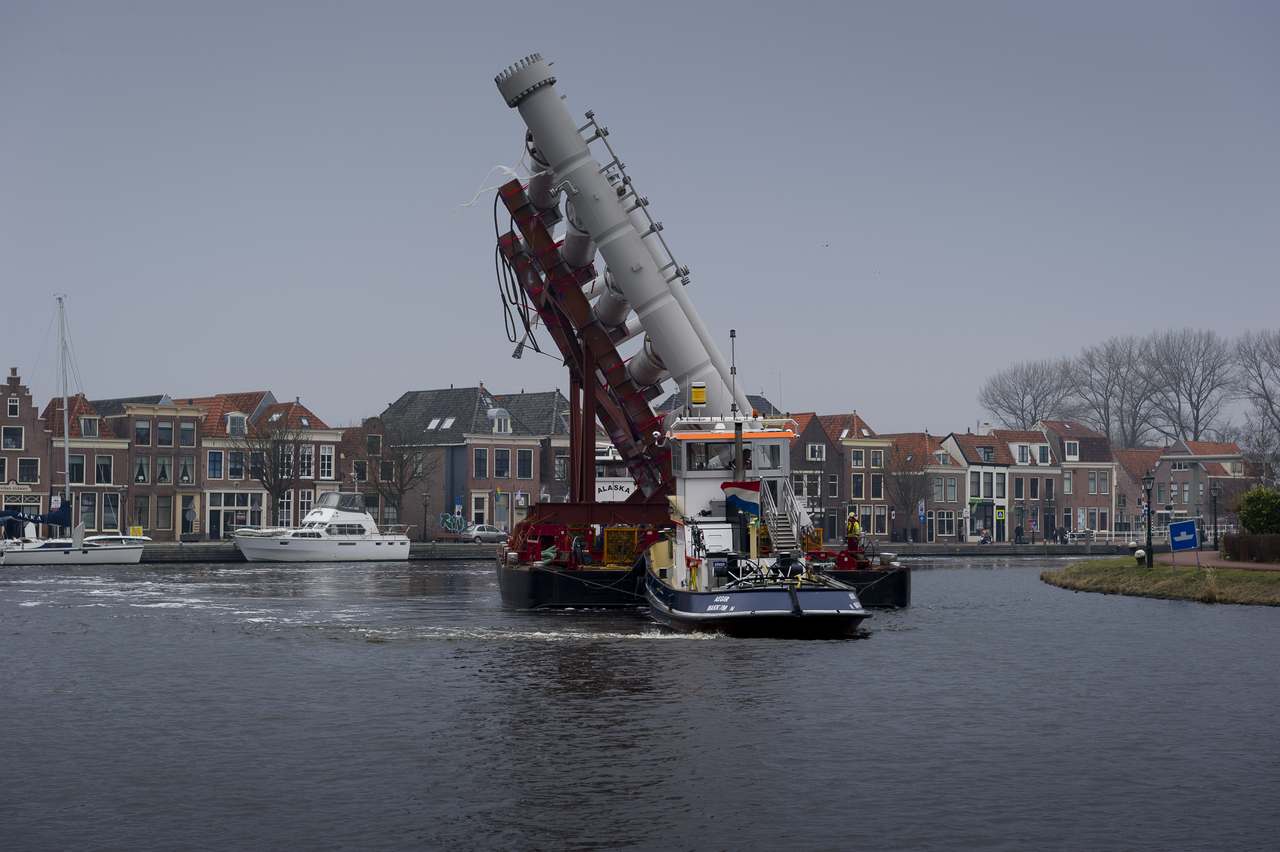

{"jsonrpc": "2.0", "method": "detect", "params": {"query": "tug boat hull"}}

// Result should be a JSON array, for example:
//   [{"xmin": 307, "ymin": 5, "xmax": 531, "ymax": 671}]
[
  {"xmin": 644, "ymin": 572, "xmax": 870, "ymax": 639},
  {"xmin": 497, "ymin": 559, "xmax": 645, "ymax": 609}
]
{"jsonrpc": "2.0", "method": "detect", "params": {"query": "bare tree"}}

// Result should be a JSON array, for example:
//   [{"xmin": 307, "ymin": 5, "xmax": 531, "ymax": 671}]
[
  {"xmin": 978, "ymin": 358, "xmax": 1078, "ymax": 430},
  {"xmin": 231, "ymin": 420, "xmax": 307, "ymax": 527},
  {"xmin": 1236, "ymin": 329, "xmax": 1280, "ymax": 440},
  {"xmin": 882, "ymin": 442, "xmax": 932, "ymax": 541},
  {"xmin": 371, "ymin": 421, "xmax": 440, "ymax": 538},
  {"xmin": 1146, "ymin": 329, "xmax": 1235, "ymax": 442},
  {"xmin": 1075, "ymin": 336, "xmax": 1160, "ymax": 448}
]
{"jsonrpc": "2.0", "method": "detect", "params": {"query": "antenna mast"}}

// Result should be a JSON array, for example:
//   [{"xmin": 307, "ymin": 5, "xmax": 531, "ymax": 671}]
[{"xmin": 57, "ymin": 296, "xmax": 71, "ymax": 510}]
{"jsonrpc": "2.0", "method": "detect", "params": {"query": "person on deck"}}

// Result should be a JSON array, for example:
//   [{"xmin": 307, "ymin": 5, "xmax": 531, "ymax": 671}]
[{"xmin": 846, "ymin": 513, "xmax": 863, "ymax": 552}]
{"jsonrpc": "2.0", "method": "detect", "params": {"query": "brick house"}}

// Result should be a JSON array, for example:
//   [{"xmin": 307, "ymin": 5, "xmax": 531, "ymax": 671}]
[
  {"xmin": 942, "ymin": 431, "xmax": 1014, "ymax": 542},
  {"xmin": 787, "ymin": 413, "xmax": 846, "ymax": 543},
  {"xmin": 877, "ymin": 432, "xmax": 965, "ymax": 542},
  {"xmin": 991, "ymin": 429, "xmax": 1062, "ymax": 543},
  {"xmin": 1115, "ymin": 441, "xmax": 1252, "ymax": 537},
  {"xmin": 2, "ymin": 368, "xmax": 52, "ymax": 534},
  {"xmin": 43, "ymin": 395, "xmax": 131, "ymax": 535},
  {"xmin": 821, "ymin": 412, "xmax": 893, "ymax": 540},
  {"xmin": 1036, "ymin": 420, "xmax": 1118, "ymax": 537},
  {"xmin": 378, "ymin": 385, "xmax": 568, "ymax": 537},
  {"xmin": 179, "ymin": 391, "xmax": 274, "ymax": 539}
]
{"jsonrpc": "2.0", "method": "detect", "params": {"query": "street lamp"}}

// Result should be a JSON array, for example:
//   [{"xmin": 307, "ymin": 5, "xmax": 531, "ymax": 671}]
[
  {"xmin": 1141, "ymin": 470, "xmax": 1155, "ymax": 569},
  {"xmin": 1211, "ymin": 482, "xmax": 1222, "ymax": 552}
]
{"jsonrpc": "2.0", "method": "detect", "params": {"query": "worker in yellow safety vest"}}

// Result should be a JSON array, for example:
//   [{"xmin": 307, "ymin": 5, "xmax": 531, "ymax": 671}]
[{"xmin": 846, "ymin": 513, "xmax": 863, "ymax": 552}]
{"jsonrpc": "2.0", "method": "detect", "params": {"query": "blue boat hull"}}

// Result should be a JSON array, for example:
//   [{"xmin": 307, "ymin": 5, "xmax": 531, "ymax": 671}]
[{"xmin": 644, "ymin": 572, "xmax": 870, "ymax": 639}]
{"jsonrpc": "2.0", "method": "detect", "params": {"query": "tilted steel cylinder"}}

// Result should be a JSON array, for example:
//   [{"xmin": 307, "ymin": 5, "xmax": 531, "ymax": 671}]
[{"xmin": 496, "ymin": 54, "xmax": 737, "ymax": 416}]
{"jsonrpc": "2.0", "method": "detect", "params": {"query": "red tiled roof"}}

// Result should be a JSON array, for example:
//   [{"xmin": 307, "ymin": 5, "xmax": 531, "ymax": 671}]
[
  {"xmin": 1184, "ymin": 441, "xmax": 1241, "ymax": 457},
  {"xmin": 949, "ymin": 432, "xmax": 1015, "ymax": 465},
  {"xmin": 992, "ymin": 429, "xmax": 1048, "ymax": 443},
  {"xmin": 878, "ymin": 432, "xmax": 946, "ymax": 461},
  {"xmin": 789, "ymin": 412, "xmax": 817, "ymax": 445},
  {"xmin": 1038, "ymin": 420, "xmax": 1107, "ymax": 439},
  {"xmin": 41, "ymin": 394, "xmax": 101, "ymax": 438},
  {"xmin": 818, "ymin": 413, "xmax": 876, "ymax": 443},
  {"xmin": 1114, "ymin": 448, "xmax": 1163, "ymax": 482},
  {"xmin": 258, "ymin": 400, "xmax": 328, "ymax": 432},
  {"xmin": 177, "ymin": 391, "xmax": 272, "ymax": 437}
]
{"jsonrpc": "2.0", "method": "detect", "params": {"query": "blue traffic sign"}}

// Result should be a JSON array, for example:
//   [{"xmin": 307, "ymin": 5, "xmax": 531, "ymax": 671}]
[{"xmin": 1169, "ymin": 519, "xmax": 1199, "ymax": 552}]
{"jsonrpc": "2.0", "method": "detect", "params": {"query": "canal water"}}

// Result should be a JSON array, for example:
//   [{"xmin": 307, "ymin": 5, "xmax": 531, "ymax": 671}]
[{"xmin": 2, "ymin": 557, "xmax": 1277, "ymax": 851}]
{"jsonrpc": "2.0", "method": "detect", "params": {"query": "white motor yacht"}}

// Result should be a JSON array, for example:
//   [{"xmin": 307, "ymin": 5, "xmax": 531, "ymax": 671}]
[{"xmin": 233, "ymin": 492, "xmax": 412, "ymax": 562}]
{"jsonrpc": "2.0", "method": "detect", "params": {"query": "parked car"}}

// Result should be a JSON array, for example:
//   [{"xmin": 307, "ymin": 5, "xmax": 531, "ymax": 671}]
[{"xmin": 466, "ymin": 524, "xmax": 509, "ymax": 544}]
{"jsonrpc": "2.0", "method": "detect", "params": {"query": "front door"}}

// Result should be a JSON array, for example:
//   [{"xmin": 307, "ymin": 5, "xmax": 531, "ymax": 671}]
[
  {"xmin": 209, "ymin": 510, "xmax": 222, "ymax": 541},
  {"xmin": 181, "ymin": 496, "xmax": 196, "ymax": 536}
]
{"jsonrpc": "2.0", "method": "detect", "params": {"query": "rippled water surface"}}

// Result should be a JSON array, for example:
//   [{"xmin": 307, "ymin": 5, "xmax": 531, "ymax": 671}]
[{"xmin": 2, "ymin": 557, "xmax": 1278, "ymax": 851}]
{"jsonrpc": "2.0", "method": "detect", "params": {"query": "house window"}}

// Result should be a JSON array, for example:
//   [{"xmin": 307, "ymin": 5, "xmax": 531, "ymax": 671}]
[
  {"xmin": 95, "ymin": 455, "xmax": 113, "ymax": 485},
  {"xmin": 1062, "ymin": 508, "xmax": 1072, "ymax": 530},
  {"xmin": 937, "ymin": 510, "xmax": 955, "ymax": 536},
  {"xmin": 934, "ymin": 451, "xmax": 950, "ymax": 465},
  {"xmin": 69, "ymin": 454, "xmax": 86, "ymax": 484},
  {"xmin": 1088, "ymin": 471, "xmax": 1098, "ymax": 495},
  {"xmin": 277, "ymin": 491, "xmax": 292, "ymax": 527},
  {"xmin": 207, "ymin": 451, "xmax": 224, "ymax": 480},
  {"xmin": 6, "ymin": 397, "xmax": 17, "ymax": 418},
  {"xmin": 18, "ymin": 458, "xmax": 39, "ymax": 483},
  {"xmin": 380, "ymin": 461, "xmax": 394, "ymax": 482},
  {"xmin": 807, "ymin": 443, "xmax": 825, "ymax": 462},
  {"xmin": 474, "ymin": 448, "xmax": 488, "ymax": 479},
  {"xmin": 874, "ymin": 505, "xmax": 887, "ymax": 534},
  {"xmin": 995, "ymin": 473, "xmax": 1006, "ymax": 499},
  {"xmin": 2, "ymin": 426, "xmax": 23, "ymax": 449},
  {"xmin": 851, "ymin": 473, "xmax": 865, "ymax": 499},
  {"xmin": 946, "ymin": 477, "xmax": 957, "ymax": 502},
  {"xmin": 1038, "ymin": 446, "xmax": 1050, "ymax": 464},
  {"xmin": 471, "ymin": 494, "xmax": 487, "ymax": 525},
  {"xmin": 319, "ymin": 445, "xmax": 334, "ymax": 479},
  {"xmin": 983, "ymin": 472, "xmax": 993, "ymax": 499},
  {"xmin": 1099, "ymin": 472, "xmax": 1110, "ymax": 495},
  {"xmin": 366, "ymin": 434, "xmax": 382, "ymax": 456},
  {"xmin": 1014, "ymin": 477, "xmax": 1024, "ymax": 499},
  {"xmin": 1030, "ymin": 477, "xmax": 1039, "ymax": 500},
  {"xmin": 1087, "ymin": 508, "xmax": 1098, "ymax": 530},
  {"xmin": 934, "ymin": 477, "xmax": 945, "ymax": 502},
  {"xmin": 871, "ymin": 474, "xmax": 884, "ymax": 500},
  {"xmin": 850, "ymin": 449, "xmax": 864, "ymax": 468},
  {"xmin": 979, "ymin": 446, "xmax": 995, "ymax": 463},
  {"xmin": 1065, "ymin": 441, "xmax": 1079, "ymax": 460},
  {"xmin": 828, "ymin": 474, "xmax": 839, "ymax": 498},
  {"xmin": 298, "ymin": 489, "xmax": 314, "ymax": 519},
  {"xmin": 133, "ymin": 495, "xmax": 150, "ymax": 531},
  {"xmin": 1099, "ymin": 510, "xmax": 1110, "ymax": 531},
  {"xmin": 353, "ymin": 460, "xmax": 367, "ymax": 482},
  {"xmin": 970, "ymin": 471, "xmax": 980, "ymax": 499},
  {"xmin": 517, "ymin": 449, "xmax": 533, "ymax": 480},
  {"xmin": 493, "ymin": 416, "xmax": 511, "ymax": 434},
  {"xmin": 157, "ymin": 421, "xmax": 174, "ymax": 446},
  {"xmin": 1157, "ymin": 482, "xmax": 1166, "ymax": 504},
  {"xmin": 0, "ymin": 458, "xmax": 5, "ymax": 481},
  {"xmin": 228, "ymin": 451, "xmax": 245, "ymax": 480},
  {"xmin": 1182, "ymin": 482, "xmax": 1190, "ymax": 504},
  {"xmin": 870, "ymin": 450, "xmax": 884, "ymax": 468},
  {"xmin": 1064, "ymin": 471, "xmax": 1073, "ymax": 495},
  {"xmin": 278, "ymin": 446, "xmax": 293, "ymax": 478},
  {"xmin": 80, "ymin": 417, "xmax": 99, "ymax": 438},
  {"xmin": 227, "ymin": 415, "xmax": 246, "ymax": 437},
  {"xmin": 298, "ymin": 445, "xmax": 314, "ymax": 478},
  {"xmin": 102, "ymin": 494, "xmax": 119, "ymax": 531},
  {"xmin": 156, "ymin": 495, "xmax": 173, "ymax": 530},
  {"xmin": 80, "ymin": 492, "xmax": 97, "ymax": 530},
  {"xmin": 177, "ymin": 455, "xmax": 195, "ymax": 485},
  {"xmin": 1018, "ymin": 445, "xmax": 1029, "ymax": 464},
  {"xmin": 134, "ymin": 419, "xmax": 151, "ymax": 445},
  {"xmin": 1045, "ymin": 478, "xmax": 1055, "ymax": 500},
  {"xmin": 494, "ymin": 448, "xmax": 511, "ymax": 478},
  {"xmin": 156, "ymin": 456, "xmax": 172, "ymax": 484},
  {"xmin": 178, "ymin": 421, "xmax": 195, "ymax": 447},
  {"xmin": 134, "ymin": 456, "xmax": 150, "ymax": 484},
  {"xmin": 554, "ymin": 453, "xmax": 568, "ymax": 481}
]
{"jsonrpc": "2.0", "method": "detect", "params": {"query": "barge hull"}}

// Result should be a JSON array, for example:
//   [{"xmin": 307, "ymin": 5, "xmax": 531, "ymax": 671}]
[
  {"xmin": 826, "ymin": 566, "xmax": 911, "ymax": 608},
  {"xmin": 497, "ymin": 561, "xmax": 645, "ymax": 609}
]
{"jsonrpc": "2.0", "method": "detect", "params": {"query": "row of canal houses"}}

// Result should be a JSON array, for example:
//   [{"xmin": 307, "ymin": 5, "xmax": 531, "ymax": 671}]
[{"xmin": 4, "ymin": 363, "xmax": 1255, "ymax": 544}]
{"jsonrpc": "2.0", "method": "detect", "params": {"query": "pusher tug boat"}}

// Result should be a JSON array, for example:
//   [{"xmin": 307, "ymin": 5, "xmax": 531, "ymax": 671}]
[{"xmin": 233, "ymin": 492, "xmax": 411, "ymax": 562}]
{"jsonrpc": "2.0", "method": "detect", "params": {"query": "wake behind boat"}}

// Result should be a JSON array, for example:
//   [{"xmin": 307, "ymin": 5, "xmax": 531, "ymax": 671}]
[{"xmin": 233, "ymin": 491, "xmax": 411, "ymax": 562}]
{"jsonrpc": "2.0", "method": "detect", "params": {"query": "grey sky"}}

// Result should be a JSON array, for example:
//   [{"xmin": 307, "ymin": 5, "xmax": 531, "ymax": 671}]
[{"xmin": 3, "ymin": 1, "xmax": 1277, "ymax": 433}]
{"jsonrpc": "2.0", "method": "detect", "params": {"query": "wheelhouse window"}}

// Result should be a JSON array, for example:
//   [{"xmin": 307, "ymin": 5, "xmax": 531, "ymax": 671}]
[
  {"xmin": 494, "ymin": 448, "xmax": 511, "ymax": 478},
  {"xmin": 2, "ymin": 426, "xmax": 23, "ymax": 450},
  {"xmin": 157, "ymin": 421, "xmax": 174, "ymax": 446},
  {"xmin": 685, "ymin": 442, "xmax": 735, "ymax": 471},
  {"xmin": 69, "ymin": 454, "xmax": 85, "ymax": 484},
  {"xmin": 207, "ymin": 451, "xmax": 223, "ymax": 480},
  {"xmin": 179, "ymin": 421, "xmax": 196, "ymax": 447},
  {"xmin": 95, "ymin": 455, "xmax": 113, "ymax": 485},
  {"xmin": 134, "ymin": 456, "xmax": 150, "ymax": 484},
  {"xmin": 517, "ymin": 448, "xmax": 533, "ymax": 479},
  {"xmin": 134, "ymin": 419, "xmax": 151, "ymax": 445},
  {"xmin": 18, "ymin": 458, "xmax": 39, "ymax": 483}
]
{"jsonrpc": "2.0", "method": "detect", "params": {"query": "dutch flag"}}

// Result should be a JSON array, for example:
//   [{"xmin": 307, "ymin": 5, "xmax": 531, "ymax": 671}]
[{"xmin": 721, "ymin": 481, "xmax": 761, "ymax": 516}]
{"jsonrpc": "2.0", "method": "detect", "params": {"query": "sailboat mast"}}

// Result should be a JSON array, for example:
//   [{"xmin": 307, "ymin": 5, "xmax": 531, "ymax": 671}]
[{"xmin": 57, "ymin": 296, "xmax": 71, "ymax": 506}]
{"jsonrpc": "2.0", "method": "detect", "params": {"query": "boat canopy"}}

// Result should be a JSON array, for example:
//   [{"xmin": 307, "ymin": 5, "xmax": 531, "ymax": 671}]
[{"xmin": 313, "ymin": 491, "xmax": 366, "ymax": 513}]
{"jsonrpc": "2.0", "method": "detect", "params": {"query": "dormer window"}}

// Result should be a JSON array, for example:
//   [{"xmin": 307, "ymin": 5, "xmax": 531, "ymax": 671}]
[
  {"xmin": 494, "ymin": 416, "xmax": 511, "ymax": 434},
  {"xmin": 934, "ymin": 450, "xmax": 949, "ymax": 465},
  {"xmin": 1065, "ymin": 441, "xmax": 1079, "ymax": 460},
  {"xmin": 227, "ymin": 414, "xmax": 246, "ymax": 437},
  {"xmin": 1017, "ymin": 445, "xmax": 1029, "ymax": 464},
  {"xmin": 807, "ymin": 443, "xmax": 825, "ymax": 462},
  {"xmin": 979, "ymin": 446, "xmax": 995, "ymax": 463},
  {"xmin": 269, "ymin": 412, "xmax": 283, "ymax": 423},
  {"xmin": 299, "ymin": 416, "xmax": 310, "ymax": 428},
  {"xmin": 1038, "ymin": 445, "xmax": 1050, "ymax": 464},
  {"xmin": 80, "ymin": 417, "xmax": 99, "ymax": 438}
]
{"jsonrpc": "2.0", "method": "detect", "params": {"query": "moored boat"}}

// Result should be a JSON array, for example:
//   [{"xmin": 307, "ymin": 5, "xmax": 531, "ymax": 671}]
[{"xmin": 233, "ymin": 491, "xmax": 411, "ymax": 562}]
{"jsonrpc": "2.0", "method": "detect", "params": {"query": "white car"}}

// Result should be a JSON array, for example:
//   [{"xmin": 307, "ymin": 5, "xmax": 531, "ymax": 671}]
[{"xmin": 466, "ymin": 524, "xmax": 509, "ymax": 544}]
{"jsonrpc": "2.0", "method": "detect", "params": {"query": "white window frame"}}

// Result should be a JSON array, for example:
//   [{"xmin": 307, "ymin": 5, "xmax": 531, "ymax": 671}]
[
  {"xmin": 227, "ymin": 414, "xmax": 246, "ymax": 437},
  {"xmin": 95, "ymin": 454, "xmax": 113, "ymax": 485},
  {"xmin": 441, "ymin": 417, "xmax": 456, "ymax": 429},
  {"xmin": 319, "ymin": 445, "xmax": 335, "ymax": 480},
  {"xmin": 2, "ymin": 425, "xmax": 24, "ymax": 450},
  {"xmin": 850, "ymin": 449, "xmax": 865, "ymax": 468},
  {"xmin": 494, "ymin": 448, "xmax": 511, "ymax": 478},
  {"xmin": 68, "ymin": 453, "xmax": 86, "ymax": 484},
  {"xmin": 473, "ymin": 447, "xmax": 488, "ymax": 479},
  {"xmin": 101, "ymin": 493, "xmax": 120, "ymax": 531},
  {"xmin": 471, "ymin": 492, "xmax": 488, "ymax": 526},
  {"xmin": 0, "ymin": 457, "xmax": 5, "ymax": 481},
  {"xmin": 157, "ymin": 420, "xmax": 174, "ymax": 446},
  {"xmin": 517, "ymin": 448, "xmax": 534, "ymax": 480},
  {"xmin": 1088, "ymin": 471, "xmax": 1098, "ymax": 495},
  {"xmin": 207, "ymin": 450, "xmax": 224, "ymax": 480},
  {"xmin": 807, "ymin": 443, "xmax": 826, "ymax": 462},
  {"xmin": 1065, "ymin": 441, "xmax": 1079, "ymax": 461},
  {"xmin": 828, "ymin": 474, "xmax": 839, "ymax": 498},
  {"xmin": 1099, "ymin": 471, "xmax": 1109, "ymax": 495},
  {"xmin": 80, "ymin": 491, "xmax": 98, "ymax": 531},
  {"xmin": 427, "ymin": 417, "xmax": 441, "ymax": 430},
  {"xmin": 1064, "ymin": 470, "xmax": 1073, "ymax": 495},
  {"xmin": 851, "ymin": 472, "xmax": 865, "ymax": 500},
  {"xmin": 228, "ymin": 451, "xmax": 245, "ymax": 481},
  {"xmin": 179, "ymin": 420, "xmax": 197, "ymax": 448},
  {"xmin": 18, "ymin": 457, "xmax": 40, "ymax": 484},
  {"xmin": 871, "ymin": 473, "xmax": 884, "ymax": 500},
  {"xmin": 134, "ymin": 418, "xmax": 152, "ymax": 446},
  {"xmin": 870, "ymin": 449, "xmax": 884, "ymax": 469},
  {"xmin": 80, "ymin": 416, "xmax": 99, "ymax": 438},
  {"xmin": 298, "ymin": 445, "xmax": 314, "ymax": 479},
  {"xmin": 6, "ymin": 397, "xmax": 17, "ymax": 418},
  {"xmin": 298, "ymin": 489, "xmax": 314, "ymax": 519},
  {"xmin": 277, "ymin": 490, "xmax": 292, "ymax": 527},
  {"xmin": 133, "ymin": 455, "xmax": 150, "ymax": 484},
  {"xmin": 353, "ymin": 460, "xmax": 368, "ymax": 483},
  {"xmin": 1038, "ymin": 445, "xmax": 1050, "ymax": 464},
  {"xmin": 1018, "ymin": 445, "xmax": 1029, "ymax": 464},
  {"xmin": 493, "ymin": 416, "xmax": 511, "ymax": 434}
]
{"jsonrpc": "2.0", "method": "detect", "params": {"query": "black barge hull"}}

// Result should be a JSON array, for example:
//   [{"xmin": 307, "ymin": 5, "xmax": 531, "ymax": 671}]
[
  {"xmin": 497, "ymin": 560, "xmax": 645, "ymax": 609},
  {"xmin": 826, "ymin": 566, "xmax": 911, "ymax": 608}
]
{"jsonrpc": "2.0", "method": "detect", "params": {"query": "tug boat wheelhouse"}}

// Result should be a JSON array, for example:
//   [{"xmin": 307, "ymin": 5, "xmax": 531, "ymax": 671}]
[
  {"xmin": 233, "ymin": 492, "xmax": 411, "ymax": 562},
  {"xmin": 641, "ymin": 416, "xmax": 870, "ymax": 639}
]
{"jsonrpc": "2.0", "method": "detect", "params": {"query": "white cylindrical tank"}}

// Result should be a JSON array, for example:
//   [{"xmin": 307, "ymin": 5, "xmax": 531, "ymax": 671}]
[{"xmin": 496, "ymin": 54, "xmax": 735, "ymax": 416}]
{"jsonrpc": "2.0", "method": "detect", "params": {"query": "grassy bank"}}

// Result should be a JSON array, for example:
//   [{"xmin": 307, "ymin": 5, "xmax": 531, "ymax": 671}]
[{"xmin": 1041, "ymin": 557, "xmax": 1280, "ymax": 607}]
